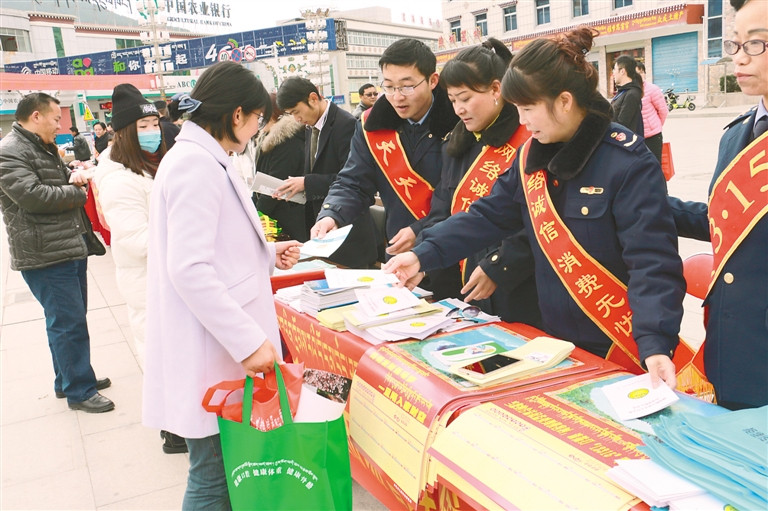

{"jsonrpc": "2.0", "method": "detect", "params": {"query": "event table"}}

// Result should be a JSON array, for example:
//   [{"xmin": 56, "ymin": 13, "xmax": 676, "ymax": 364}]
[{"xmin": 275, "ymin": 300, "xmax": 683, "ymax": 510}]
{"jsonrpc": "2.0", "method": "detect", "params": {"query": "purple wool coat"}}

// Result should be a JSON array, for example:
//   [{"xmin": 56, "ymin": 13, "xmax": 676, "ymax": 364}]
[{"xmin": 142, "ymin": 121, "xmax": 282, "ymax": 439}]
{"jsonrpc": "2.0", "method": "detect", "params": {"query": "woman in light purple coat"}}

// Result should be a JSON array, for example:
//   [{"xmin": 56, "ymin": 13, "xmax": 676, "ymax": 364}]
[{"xmin": 142, "ymin": 61, "xmax": 301, "ymax": 510}]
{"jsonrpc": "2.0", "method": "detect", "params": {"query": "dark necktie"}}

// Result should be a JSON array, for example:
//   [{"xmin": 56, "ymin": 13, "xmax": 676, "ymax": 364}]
[
  {"xmin": 310, "ymin": 127, "xmax": 320, "ymax": 168},
  {"xmin": 753, "ymin": 115, "xmax": 768, "ymax": 141}
]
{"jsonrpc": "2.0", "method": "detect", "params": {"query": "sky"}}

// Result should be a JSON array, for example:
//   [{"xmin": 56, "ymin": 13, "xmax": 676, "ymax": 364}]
[{"xmin": 221, "ymin": 0, "xmax": 443, "ymax": 32}]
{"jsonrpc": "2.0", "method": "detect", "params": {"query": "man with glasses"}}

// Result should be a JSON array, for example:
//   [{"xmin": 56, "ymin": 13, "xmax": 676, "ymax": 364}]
[
  {"xmin": 311, "ymin": 38, "xmax": 459, "ymax": 296},
  {"xmin": 353, "ymin": 83, "xmax": 378, "ymax": 119},
  {"xmin": 668, "ymin": 0, "xmax": 768, "ymax": 410},
  {"xmin": 275, "ymin": 76, "xmax": 378, "ymax": 268}
]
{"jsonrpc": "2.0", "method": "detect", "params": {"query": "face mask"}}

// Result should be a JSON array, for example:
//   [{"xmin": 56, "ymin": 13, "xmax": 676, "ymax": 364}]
[{"xmin": 138, "ymin": 130, "xmax": 162, "ymax": 153}]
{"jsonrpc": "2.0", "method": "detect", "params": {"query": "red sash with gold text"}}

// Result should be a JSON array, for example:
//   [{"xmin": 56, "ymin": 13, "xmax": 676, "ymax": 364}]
[
  {"xmin": 519, "ymin": 140, "xmax": 712, "ymax": 398},
  {"xmin": 361, "ymin": 110, "xmax": 433, "ymax": 220},
  {"xmin": 450, "ymin": 126, "xmax": 530, "ymax": 281},
  {"xmin": 707, "ymin": 130, "xmax": 768, "ymax": 294}
]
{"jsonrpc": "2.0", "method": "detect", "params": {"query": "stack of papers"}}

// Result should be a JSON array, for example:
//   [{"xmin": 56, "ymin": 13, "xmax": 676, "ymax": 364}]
[
  {"xmin": 324, "ymin": 268, "xmax": 399, "ymax": 288},
  {"xmin": 299, "ymin": 279, "xmax": 360, "ymax": 317},
  {"xmin": 639, "ymin": 405, "xmax": 768, "ymax": 511},
  {"xmin": 606, "ymin": 459, "xmax": 708, "ymax": 508}
]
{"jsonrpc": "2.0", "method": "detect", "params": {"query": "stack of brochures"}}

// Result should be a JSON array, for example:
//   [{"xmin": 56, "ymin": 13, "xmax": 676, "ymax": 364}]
[
  {"xmin": 639, "ymin": 406, "xmax": 768, "ymax": 511},
  {"xmin": 343, "ymin": 287, "xmax": 448, "ymax": 344},
  {"xmin": 299, "ymin": 279, "xmax": 360, "ymax": 317}
]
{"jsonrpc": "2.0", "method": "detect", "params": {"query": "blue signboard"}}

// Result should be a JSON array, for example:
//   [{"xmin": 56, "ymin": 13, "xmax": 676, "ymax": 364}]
[{"xmin": 4, "ymin": 19, "xmax": 336, "ymax": 75}]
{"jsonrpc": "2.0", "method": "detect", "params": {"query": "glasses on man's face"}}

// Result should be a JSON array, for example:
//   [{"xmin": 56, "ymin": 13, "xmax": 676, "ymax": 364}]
[
  {"xmin": 380, "ymin": 78, "xmax": 427, "ymax": 97},
  {"xmin": 723, "ymin": 39, "xmax": 768, "ymax": 56},
  {"xmin": 364, "ymin": 92, "xmax": 378, "ymax": 98},
  {"xmin": 257, "ymin": 114, "xmax": 267, "ymax": 129}
]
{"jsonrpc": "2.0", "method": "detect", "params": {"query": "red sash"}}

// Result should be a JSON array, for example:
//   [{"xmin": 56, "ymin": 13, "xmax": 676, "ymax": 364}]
[
  {"xmin": 519, "ymin": 140, "xmax": 712, "ymax": 398},
  {"xmin": 707, "ymin": 130, "xmax": 768, "ymax": 294},
  {"xmin": 361, "ymin": 110, "xmax": 433, "ymax": 220},
  {"xmin": 450, "ymin": 126, "xmax": 530, "ymax": 282}
]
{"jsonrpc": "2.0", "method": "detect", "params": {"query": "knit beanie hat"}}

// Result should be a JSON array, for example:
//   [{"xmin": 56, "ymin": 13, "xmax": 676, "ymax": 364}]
[{"xmin": 111, "ymin": 84, "xmax": 159, "ymax": 131}]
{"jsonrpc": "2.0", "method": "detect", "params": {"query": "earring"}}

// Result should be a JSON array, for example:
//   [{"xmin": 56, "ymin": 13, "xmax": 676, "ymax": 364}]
[{"xmin": 494, "ymin": 98, "xmax": 498, "ymax": 106}]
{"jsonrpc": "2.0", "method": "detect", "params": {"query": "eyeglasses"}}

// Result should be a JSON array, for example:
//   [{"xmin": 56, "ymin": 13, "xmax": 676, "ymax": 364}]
[
  {"xmin": 723, "ymin": 39, "xmax": 768, "ymax": 56},
  {"xmin": 257, "ymin": 113, "xmax": 267, "ymax": 129},
  {"xmin": 380, "ymin": 78, "xmax": 426, "ymax": 97},
  {"xmin": 363, "ymin": 92, "xmax": 378, "ymax": 97},
  {"xmin": 446, "ymin": 305, "xmax": 482, "ymax": 322}
]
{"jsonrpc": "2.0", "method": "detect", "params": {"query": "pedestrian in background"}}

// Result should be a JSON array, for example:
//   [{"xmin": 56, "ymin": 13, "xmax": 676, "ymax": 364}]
[
  {"xmin": 668, "ymin": 0, "xmax": 768, "ymax": 410},
  {"xmin": 276, "ymin": 76, "xmax": 378, "ymax": 268},
  {"xmin": 142, "ymin": 61, "xmax": 301, "ymax": 509},
  {"xmin": 92, "ymin": 121, "xmax": 111, "ymax": 160},
  {"xmin": 154, "ymin": 99, "xmax": 181, "ymax": 149},
  {"xmin": 386, "ymin": 27, "xmax": 684, "ymax": 388},
  {"xmin": 353, "ymin": 82, "xmax": 378, "ymax": 119},
  {"xmin": 311, "ymin": 38, "xmax": 460, "ymax": 297},
  {"xmin": 416, "ymin": 38, "xmax": 541, "ymax": 326},
  {"xmin": 0, "ymin": 92, "xmax": 113, "ymax": 413},
  {"xmin": 611, "ymin": 54, "xmax": 644, "ymax": 137},
  {"xmin": 69, "ymin": 125, "xmax": 92, "ymax": 163},
  {"xmin": 254, "ymin": 92, "xmax": 307, "ymax": 241},
  {"xmin": 637, "ymin": 62, "xmax": 668, "ymax": 161}
]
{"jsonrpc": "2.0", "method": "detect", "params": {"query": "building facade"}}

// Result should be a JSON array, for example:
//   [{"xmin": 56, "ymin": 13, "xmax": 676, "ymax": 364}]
[{"xmin": 437, "ymin": 0, "xmax": 747, "ymax": 107}]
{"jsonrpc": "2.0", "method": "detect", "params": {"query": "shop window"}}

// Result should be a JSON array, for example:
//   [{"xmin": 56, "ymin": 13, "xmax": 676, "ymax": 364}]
[
  {"xmin": 450, "ymin": 19, "xmax": 461, "ymax": 42},
  {"xmin": 0, "ymin": 28, "xmax": 31, "ymax": 52},
  {"xmin": 536, "ymin": 0, "xmax": 550, "ymax": 25},
  {"xmin": 503, "ymin": 6, "xmax": 518, "ymax": 32},
  {"xmin": 573, "ymin": 0, "xmax": 589, "ymax": 17},
  {"xmin": 475, "ymin": 13, "xmax": 487, "ymax": 37},
  {"xmin": 52, "ymin": 27, "xmax": 65, "ymax": 58}
]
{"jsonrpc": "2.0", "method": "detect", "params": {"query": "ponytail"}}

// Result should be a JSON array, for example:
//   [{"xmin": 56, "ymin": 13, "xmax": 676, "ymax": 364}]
[{"xmin": 440, "ymin": 37, "xmax": 513, "ymax": 92}]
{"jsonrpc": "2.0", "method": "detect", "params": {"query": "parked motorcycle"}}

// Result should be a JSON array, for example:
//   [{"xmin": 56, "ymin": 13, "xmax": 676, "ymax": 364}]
[{"xmin": 665, "ymin": 88, "xmax": 696, "ymax": 111}]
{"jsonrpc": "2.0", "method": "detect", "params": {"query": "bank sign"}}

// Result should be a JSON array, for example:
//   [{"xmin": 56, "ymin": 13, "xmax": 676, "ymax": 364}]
[{"xmin": 4, "ymin": 20, "xmax": 336, "ymax": 75}]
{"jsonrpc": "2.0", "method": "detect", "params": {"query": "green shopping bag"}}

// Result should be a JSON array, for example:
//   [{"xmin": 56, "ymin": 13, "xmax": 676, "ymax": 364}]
[{"xmin": 217, "ymin": 363, "xmax": 352, "ymax": 511}]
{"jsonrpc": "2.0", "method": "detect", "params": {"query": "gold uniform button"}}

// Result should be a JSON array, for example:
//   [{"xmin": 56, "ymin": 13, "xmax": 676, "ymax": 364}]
[
  {"xmin": 723, "ymin": 272, "xmax": 734, "ymax": 284},
  {"xmin": 491, "ymin": 254, "xmax": 499, "ymax": 262},
  {"xmin": 323, "ymin": 204, "xmax": 330, "ymax": 209},
  {"xmin": 581, "ymin": 206, "xmax": 589, "ymax": 216}
]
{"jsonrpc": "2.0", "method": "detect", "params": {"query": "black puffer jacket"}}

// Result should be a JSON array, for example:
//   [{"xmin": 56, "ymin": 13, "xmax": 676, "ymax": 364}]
[
  {"xmin": 0, "ymin": 122, "xmax": 93, "ymax": 270},
  {"xmin": 610, "ymin": 81, "xmax": 644, "ymax": 137}
]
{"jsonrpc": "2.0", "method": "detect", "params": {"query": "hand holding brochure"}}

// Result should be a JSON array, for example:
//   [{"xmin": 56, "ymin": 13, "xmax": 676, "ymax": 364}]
[
  {"xmin": 251, "ymin": 172, "xmax": 306, "ymax": 204},
  {"xmin": 600, "ymin": 373, "xmax": 679, "ymax": 421},
  {"xmin": 300, "ymin": 225, "xmax": 353, "ymax": 259}
]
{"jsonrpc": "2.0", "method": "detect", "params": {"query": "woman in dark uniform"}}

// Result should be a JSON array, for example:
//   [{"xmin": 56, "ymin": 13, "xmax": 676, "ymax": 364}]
[{"xmin": 386, "ymin": 27, "xmax": 685, "ymax": 389}]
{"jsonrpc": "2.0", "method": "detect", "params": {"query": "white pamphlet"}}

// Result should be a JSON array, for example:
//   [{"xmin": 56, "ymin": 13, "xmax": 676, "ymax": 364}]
[
  {"xmin": 355, "ymin": 286, "xmax": 421, "ymax": 317},
  {"xmin": 251, "ymin": 171, "xmax": 306, "ymax": 204},
  {"xmin": 324, "ymin": 268, "xmax": 399, "ymax": 289},
  {"xmin": 299, "ymin": 225, "xmax": 353, "ymax": 259},
  {"xmin": 600, "ymin": 373, "xmax": 679, "ymax": 421}
]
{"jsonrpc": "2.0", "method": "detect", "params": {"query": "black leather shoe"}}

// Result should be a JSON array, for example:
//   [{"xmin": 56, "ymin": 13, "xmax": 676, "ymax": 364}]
[
  {"xmin": 161, "ymin": 430, "xmax": 188, "ymax": 454},
  {"xmin": 56, "ymin": 377, "xmax": 111, "ymax": 399},
  {"xmin": 68, "ymin": 393, "xmax": 115, "ymax": 413}
]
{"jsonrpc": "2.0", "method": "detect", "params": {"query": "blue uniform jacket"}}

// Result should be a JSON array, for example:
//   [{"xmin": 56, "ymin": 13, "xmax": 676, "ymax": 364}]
[
  {"xmin": 418, "ymin": 103, "xmax": 542, "ymax": 326},
  {"xmin": 317, "ymin": 87, "xmax": 459, "ymax": 243},
  {"xmin": 668, "ymin": 107, "xmax": 768, "ymax": 408},
  {"xmin": 414, "ymin": 104, "xmax": 684, "ymax": 363}
]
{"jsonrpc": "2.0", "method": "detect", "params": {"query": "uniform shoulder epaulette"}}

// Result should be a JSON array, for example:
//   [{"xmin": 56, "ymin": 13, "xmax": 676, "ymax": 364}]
[
  {"xmin": 604, "ymin": 124, "xmax": 642, "ymax": 152},
  {"xmin": 723, "ymin": 105, "xmax": 757, "ymax": 131}
]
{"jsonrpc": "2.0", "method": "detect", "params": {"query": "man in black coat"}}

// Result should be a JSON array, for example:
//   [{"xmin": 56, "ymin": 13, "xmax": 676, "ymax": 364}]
[
  {"xmin": 0, "ymin": 93, "xmax": 113, "ymax": 413},
  {"xmin": 153, "ymin": 100, "xmax": 180, "ymax": 149},
  {"xmin": 276, "ymin": 77, "xmax": 378, "ymax": 268}
]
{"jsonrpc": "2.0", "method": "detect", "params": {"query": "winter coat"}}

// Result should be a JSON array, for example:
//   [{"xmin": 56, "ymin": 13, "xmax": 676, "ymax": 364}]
[
  {"xmin": 0, "ymin": 122, "xmax": 94, "ymax": 270},
  {"xmin": 640, "ymin": 82, "xmax": 668, "ymax": 138},
  {"xmin": 317, "ymin": 87, "xmax": 459, "ymax": 244},
  {"xmin": 255, "ymin": 115, "xmax": 307, "ymax": 241},
  {"xmin": 93, "ymin": 147, "xmax": 153, "ymax": 362},
  {"xmin": 419, "ymin": 103, "xmax": 542, "ymax": 325},
  {"xmin": 611, "ymin": 81, "xmax": 644, "ymax": 137},
  {"xmin": 415, "ymin": 98, "xmax": 684, "ymax": 362},
  {"xmin": 668, "ymin": 106, "xmax": 767, "ymax": 408},
  {"xmin": 72, "ymin": 133, "xmax": 92, "ymax": 161},
  {"xmin": 143, "ymin": 121, "xmax": 282, "ymax": 439}
]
